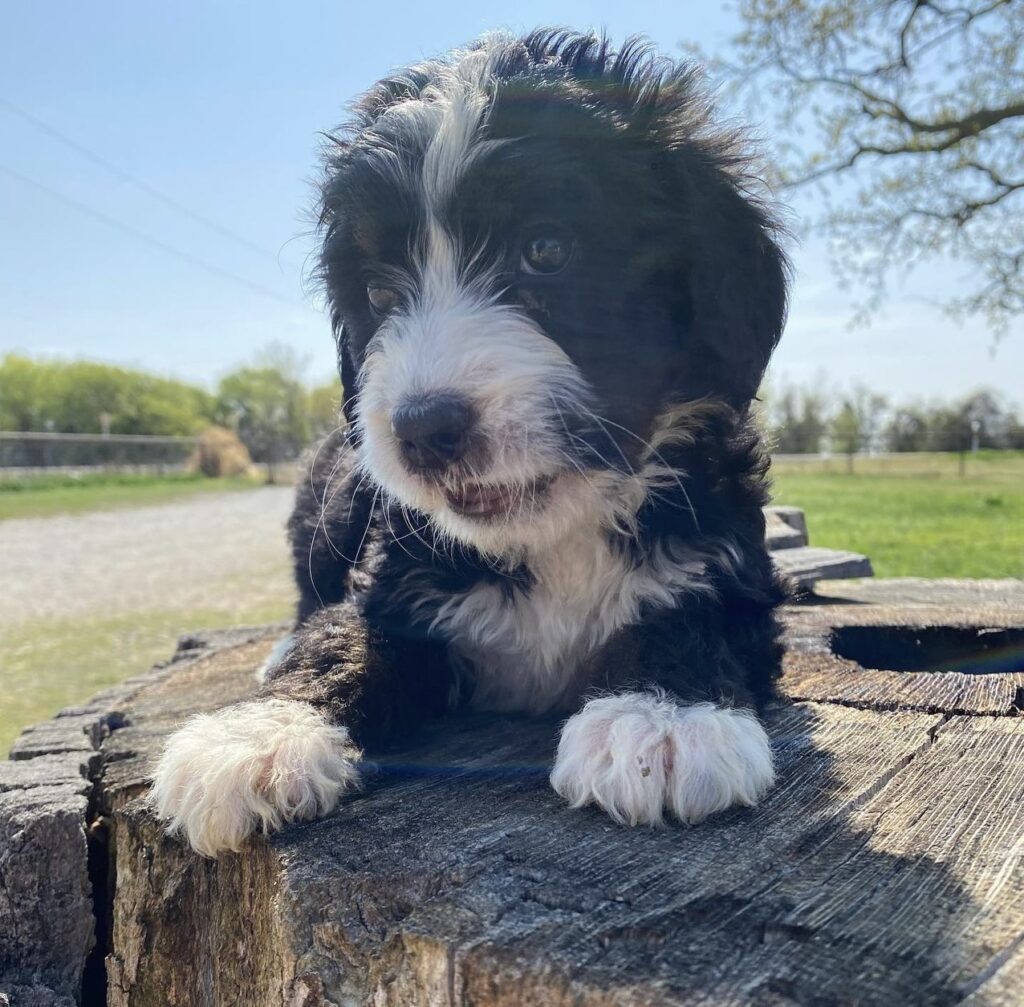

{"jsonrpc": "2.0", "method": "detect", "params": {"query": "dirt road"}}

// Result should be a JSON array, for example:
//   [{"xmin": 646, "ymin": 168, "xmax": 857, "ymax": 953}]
[{"xmin": 1, "ymin": 487, "xmax": 299, "ymax": 752}]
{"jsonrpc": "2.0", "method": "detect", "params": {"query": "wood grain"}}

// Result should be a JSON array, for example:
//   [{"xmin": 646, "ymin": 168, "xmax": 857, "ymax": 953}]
[{"xmin": 98, "ymin": 611, "xmax": 1024, "ymax": 1005}]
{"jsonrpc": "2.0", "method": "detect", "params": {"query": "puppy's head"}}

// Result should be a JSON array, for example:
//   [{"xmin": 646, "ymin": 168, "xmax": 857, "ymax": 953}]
[{"xmin": 317, "ymin": 30, "xmax": 788, "ymax": 556}]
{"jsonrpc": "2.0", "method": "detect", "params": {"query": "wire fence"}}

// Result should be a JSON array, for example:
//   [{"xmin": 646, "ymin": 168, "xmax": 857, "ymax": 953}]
[{"xmin": 0, "ymin": 431, "xmax": 198, "ymax": 477}]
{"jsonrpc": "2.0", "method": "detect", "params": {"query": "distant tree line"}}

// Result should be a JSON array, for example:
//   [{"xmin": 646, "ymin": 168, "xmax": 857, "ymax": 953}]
[
  {"xmin": 0, "ymin": 350, "xmax": 341, "ymax": 464},
  {"xmin": 763, "ymin": 384, "xmax": 1024, "ymax": 455}
]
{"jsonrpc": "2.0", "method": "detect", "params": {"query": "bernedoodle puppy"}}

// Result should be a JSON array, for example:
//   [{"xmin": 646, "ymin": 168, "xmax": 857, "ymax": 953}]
[{"xmin": 151, "ymin": 29, "xmax": 790, "ymax": 857}]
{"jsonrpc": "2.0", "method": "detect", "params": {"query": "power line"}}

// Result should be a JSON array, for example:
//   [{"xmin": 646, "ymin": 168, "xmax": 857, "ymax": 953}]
[
  {"xmin": 0, "ymin": 96, "xmax": 297, "ymax": 268},
  {"xmin": 0, "ymin": 161, "xmax": 302, "ymax": 307}
]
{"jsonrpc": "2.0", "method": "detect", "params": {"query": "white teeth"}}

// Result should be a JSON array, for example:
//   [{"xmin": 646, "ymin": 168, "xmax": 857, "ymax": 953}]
[{"xmin": 444, "ymin": 477, "xmax": 554, "ymax": 519}]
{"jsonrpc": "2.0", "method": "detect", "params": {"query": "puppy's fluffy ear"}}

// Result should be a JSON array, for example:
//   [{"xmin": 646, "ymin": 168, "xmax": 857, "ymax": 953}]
[
  {"xmin": 688, "ymin": 181, "xmax": 788, "ymax": 405},
  {"xmin": 317, "ymin": 137, "xmax": 361, "ymax": 428},
  {"xmin": 662, "ymin": 147, "xmax": 789, "ymax": 407}
]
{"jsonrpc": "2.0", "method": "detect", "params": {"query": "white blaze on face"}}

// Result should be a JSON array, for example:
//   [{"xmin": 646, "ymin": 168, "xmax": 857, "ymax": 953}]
[
  {"xmin": 353, "ymin": 51, "xmax": 602, "ymax": 555},
  {"xmin": 356, "ymin": 230, "xmax": 591, "ymax": 554}
]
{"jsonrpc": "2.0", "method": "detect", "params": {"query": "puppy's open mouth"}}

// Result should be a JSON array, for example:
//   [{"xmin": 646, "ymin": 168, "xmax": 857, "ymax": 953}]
[{"xmin": 444, "ymin": 478, "xmax": 552, "ymax": 520}]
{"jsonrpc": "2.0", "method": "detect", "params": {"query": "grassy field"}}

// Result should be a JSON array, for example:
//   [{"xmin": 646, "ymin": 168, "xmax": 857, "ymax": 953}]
[
  {"xmin": 2, "ymin": 602, "xmax": 292, "ymax": 755},
  {"xmin": 771, "ymin": 451, "xmax": 1024, "ymax": 578},
  {"xmin": 0, "ymin": 470, "xmax": 268, "ymax": 521}
]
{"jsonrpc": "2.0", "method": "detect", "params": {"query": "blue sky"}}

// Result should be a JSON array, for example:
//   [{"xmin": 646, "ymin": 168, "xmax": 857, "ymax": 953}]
[{"xmin": 1, "ymin": 1, "xmax": 1020, "ymax": 401}]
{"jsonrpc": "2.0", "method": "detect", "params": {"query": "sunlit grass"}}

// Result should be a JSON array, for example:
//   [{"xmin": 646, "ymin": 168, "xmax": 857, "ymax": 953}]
[
  {"xmin": 1, "ymin": 602, "xmax": 293, "ymax": 756},
  {"xmin": 771, "ymin": 453, "xmax": 1024, "ymax": 579},
  {"xmin": 0, "ymin": 471, "xmax": 265, "ymax": 520}
]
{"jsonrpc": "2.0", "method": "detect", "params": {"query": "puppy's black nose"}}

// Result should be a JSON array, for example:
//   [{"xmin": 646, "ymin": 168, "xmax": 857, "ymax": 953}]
[{"xmin": 391, "ymin": 394, "xmax": 473, "ymax": 471}]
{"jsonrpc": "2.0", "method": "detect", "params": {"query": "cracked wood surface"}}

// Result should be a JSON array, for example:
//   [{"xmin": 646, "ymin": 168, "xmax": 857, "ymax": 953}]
[
  {"xmin": 782, "ymin": 579, "xmax": 1024, "ymax": 716},
  {"xmin": 92, "ymin": 580, "xmax": 1024, "ymax": 1007}
]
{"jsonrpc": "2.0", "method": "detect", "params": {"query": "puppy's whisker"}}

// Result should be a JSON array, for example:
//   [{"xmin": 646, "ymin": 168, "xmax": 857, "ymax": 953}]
[
  {"xmin": 575, "ymin": 407, "xmax": 637, "ymax": 478},
  {"xmin": 306, "ymin": 432, "xmax": 357, "ymax": 604},
  {"xmin": 581, "ymin": 408, "xmax": 700, "ymax": 532},
  {"xmin": 379, "ymin": 493, "xmax": 423, "ymax": 562},
  {"xmin": 347, "ymin": 483, "xmax": 382, "ymax": 567},
  {"xmin": 399, "ymin": 504, "xmax": 441, "ymax": 561},
  {"xmin": 310, "ymin": 432, "xmax": 358, "ymax": 562},
  {"xmin": 317, "ymin": 452, "xmax": 364, "ymax": 560},
  {"xmin": 308, "ymin": 423, "xmax": 349, "ymax": 508}
]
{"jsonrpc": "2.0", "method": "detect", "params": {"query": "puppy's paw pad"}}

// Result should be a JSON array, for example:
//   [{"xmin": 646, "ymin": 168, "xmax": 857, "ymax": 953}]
[
  {"xmin": 149, "ymin": 699, "xmax": 359, "ymax": 857},
  {"xmin": 550, "ymin": 692, "xmax": 773, "ymax": 826}
]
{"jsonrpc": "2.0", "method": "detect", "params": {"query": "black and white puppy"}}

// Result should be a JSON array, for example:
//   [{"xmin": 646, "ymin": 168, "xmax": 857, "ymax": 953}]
[{"xmin": 151, "ymin": 30, "xmax": 790, "ymax": 857}]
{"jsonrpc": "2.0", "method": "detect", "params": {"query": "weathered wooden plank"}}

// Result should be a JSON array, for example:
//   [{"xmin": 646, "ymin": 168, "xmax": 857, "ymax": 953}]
[
  {"xmin": 0, "ymin": 987, "xmax": 77, "ymax": 1007},
  {"xmin": 693, "ymin": 714, "xmax": 1024, "ymax": 1005},
  {"xmin": 781, "ymin": 650, "xmax": 1024, "ymax": 716},
  {"xmin": 962, "ymin": 934, "xmax": 1024, "ymax": 1007},
  {"xmin": 765, "ymin": 510, "xmax": 806, "ymax": 551},
  {"xmin": 764, "ymin": 506, "xmax": 808, "ymax": 543},
  {"xmin": 804, "ymin": 578, "xmax": 1024, "ymax": 610},
  {"xmin": 0, "ymin": 764, "xmax": 94, "ymax": 1003},
  {"xmin": 773, "ymin": 546, "xmax": 874, "ymax": 587}
]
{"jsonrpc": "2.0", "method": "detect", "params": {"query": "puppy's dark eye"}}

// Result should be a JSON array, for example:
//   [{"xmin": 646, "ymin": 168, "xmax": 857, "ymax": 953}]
[
  {"xmin": 367, "ymin": 286, "xmax": 400, "ymax": 314},
  {"xmin": 520, "ymin": 232, "xmax": 574, "ymax": 275}
]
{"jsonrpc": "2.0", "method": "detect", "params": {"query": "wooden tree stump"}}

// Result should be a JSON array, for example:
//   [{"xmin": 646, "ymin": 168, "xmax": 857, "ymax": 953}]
[{"xmin": 4, "ymin": 580, "xmax": 1020, "ymax": 1006}]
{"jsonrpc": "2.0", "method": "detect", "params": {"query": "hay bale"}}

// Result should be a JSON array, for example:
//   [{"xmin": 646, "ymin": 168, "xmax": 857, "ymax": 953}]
[{"xmin": 188, "ymin": 427, "xmax": 253, "ymax": 478}]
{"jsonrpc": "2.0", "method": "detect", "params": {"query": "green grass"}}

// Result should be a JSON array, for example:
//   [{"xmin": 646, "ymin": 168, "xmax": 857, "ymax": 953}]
[
  {"xmin": 771, "ymin": 452, "xmax": 1024, "ymax": 579},
  {"xmin": 1, "ymin": 601, "xmax": 293, "ymax": 756},
  {"xmin": 0, "ymin": 471, "xmax": 265, "ymax": 520}
]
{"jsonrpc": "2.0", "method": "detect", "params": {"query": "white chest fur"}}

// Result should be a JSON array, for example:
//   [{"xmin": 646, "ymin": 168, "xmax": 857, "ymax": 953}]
[{"xmin": 429, "ymin": 531, "xmax": 712, "ymax": 713}]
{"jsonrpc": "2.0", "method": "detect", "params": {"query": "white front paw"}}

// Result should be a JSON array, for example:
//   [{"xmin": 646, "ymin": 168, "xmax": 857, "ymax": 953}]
[
  {"xmin": 550, "ymin": 692, "xmax": 774, "ymax": 826},
  {"xmin": 149, "ymin": 699, "xmax": 360, "ymax": 857}
]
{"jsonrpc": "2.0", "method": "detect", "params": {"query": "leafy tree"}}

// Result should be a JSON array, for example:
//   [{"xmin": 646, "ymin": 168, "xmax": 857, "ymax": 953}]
[
  {"xmin": 215, "ymin": 366, "xmax": 310, "ymax": 481},
  {"xmin": 929, "ymin": 388, "xmax": 1018, "ymax": 449},
  {"xmin": 763, "ymin": 382, "xmax": 831, "ymax": 453},
  {"xmin": 958, "ymin": 388, "xmax": 1012, "ymax": 446},
  {"xmin": 0, "ymin": 354, "xmax": 214, "ymax": 434},
  {"xmin": 925, "ymin": 404, "xmax": 973, "ymax": 451},
  {"xmin": 305, "ymin": 382, "xmax": 343, "ymax": 439},
  {"xmin": 829, "ymin": 386, "xmax": 888, "ymax": 468},
  {"xmin": 842, "ymin": 386, "xmax": 889, "ymax": 452},
  {"xmin": 696, "ymin": 0, "xmax": 1024, "ymax": 335},
  {"xmin": 0, "ymin": 355, "xmax": 47, "ymax": 430},
  {"xmin": 1005, "ymin": 414, "xmax": 1024, "ymax": 450},
  {"xmin": 830, "ymin": 402, "xmax": 862, "ymax": 459},
  {"xmin": 885, "ymin": 406, "xmax": 930, "ymax": 451}
]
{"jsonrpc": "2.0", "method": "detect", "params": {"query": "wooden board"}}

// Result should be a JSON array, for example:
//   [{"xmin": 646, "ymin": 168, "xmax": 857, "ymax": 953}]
[
  {"xmin": 773, "ymin": 546, "xmax": 874, "ymax": 587},
  {"xmin": 783, "ymin": 578, "xmax": 1024, "ymax": 715}
]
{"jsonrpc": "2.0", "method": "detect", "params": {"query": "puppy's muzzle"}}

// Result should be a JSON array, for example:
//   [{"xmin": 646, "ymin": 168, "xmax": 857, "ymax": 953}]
[{"xmin": 391, "ymin": 393, "xmax": 474, "ymax": 473}]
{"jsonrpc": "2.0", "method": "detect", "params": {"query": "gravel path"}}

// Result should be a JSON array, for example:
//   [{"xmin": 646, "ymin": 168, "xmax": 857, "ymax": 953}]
[{"xmin": 0, "ymin": 487, "xmax": 297, "ymax": 626}]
